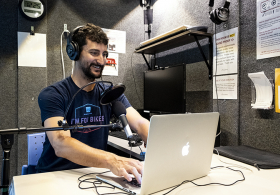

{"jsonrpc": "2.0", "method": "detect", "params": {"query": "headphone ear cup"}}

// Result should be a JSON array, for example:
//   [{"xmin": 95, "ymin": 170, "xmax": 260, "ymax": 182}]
[
  {"xmin": 66, "ymin": 41, "xmax": 80, "ymax": 61},
  {"xmin": 216, "ymin": 7, "xmax": 229, "ymax": 23},
  {"xmin": 209, "ymin": 7, "xmax": 229, "ymax": 25},
  {"xmin": 209, "ymin": 9, "xmax": 222, "ymax": 25}
]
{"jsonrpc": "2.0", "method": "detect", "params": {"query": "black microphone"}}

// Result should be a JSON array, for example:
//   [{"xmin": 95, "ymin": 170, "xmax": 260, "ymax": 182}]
[
  {"xmin": 112, "ymin": 101, "xmax": 133, "ymax": 139},
  {"xmin": 100, "ymin": 84, "xmax": 126, "ymax": 105}
]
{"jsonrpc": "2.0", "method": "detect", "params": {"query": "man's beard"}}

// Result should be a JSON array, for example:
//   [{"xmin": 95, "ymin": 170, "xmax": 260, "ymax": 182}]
[{"xmin": 81, "ymin": 63, "xmax": 104, "ymax": 81}]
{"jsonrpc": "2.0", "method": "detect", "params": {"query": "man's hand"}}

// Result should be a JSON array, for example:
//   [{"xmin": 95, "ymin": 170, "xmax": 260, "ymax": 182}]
[{"xmin": 108, "ymin": 155, "xmax": 143, "ymax": 184}]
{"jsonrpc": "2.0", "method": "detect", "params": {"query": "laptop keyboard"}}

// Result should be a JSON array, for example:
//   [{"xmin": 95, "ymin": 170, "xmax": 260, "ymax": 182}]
[{"xmin": 123, "ymin": 178, "xmax": 141, "ymax": 187}]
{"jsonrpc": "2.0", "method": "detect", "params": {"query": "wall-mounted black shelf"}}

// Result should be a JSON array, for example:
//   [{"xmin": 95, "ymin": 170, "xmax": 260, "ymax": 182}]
[{"xmin": 134, "ymin": 30, "xmax": 213, "ymax": 80}]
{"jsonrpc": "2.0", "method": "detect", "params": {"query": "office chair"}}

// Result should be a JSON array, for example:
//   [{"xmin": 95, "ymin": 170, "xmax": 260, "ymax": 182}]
[{"xmin": 21, "ymin": 132, "xmax": 45, "ymax": 175}]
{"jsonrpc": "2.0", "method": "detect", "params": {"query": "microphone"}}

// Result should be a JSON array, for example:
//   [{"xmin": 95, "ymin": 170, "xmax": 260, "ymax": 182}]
[
  {"xmin": 112, "ymin": 101, "xmax": 133, "ymax": 139},
  {"xmin": 100, "ymin": 84, "xmax": 126, "ymax": 105}
]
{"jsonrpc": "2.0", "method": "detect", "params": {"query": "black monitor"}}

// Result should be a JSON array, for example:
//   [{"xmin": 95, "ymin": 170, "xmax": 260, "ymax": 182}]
[{"xmin": 144, "ymin": 64, "xmax": 186, "ymax": 114}]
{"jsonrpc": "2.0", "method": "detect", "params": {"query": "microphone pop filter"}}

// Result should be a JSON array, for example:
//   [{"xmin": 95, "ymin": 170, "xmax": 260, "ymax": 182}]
[{"xmin": 100, "ymin": 84, "xmax": 126, "ymax": 105}]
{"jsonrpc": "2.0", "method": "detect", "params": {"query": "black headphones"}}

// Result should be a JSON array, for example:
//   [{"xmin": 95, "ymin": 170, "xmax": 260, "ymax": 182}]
[
  {"xmin": 66, "ymin": 26, "xmax": 84, "ymax": 61},
  {"xmin": 209, "ymin": 0, "xmax": 230, "ymax": 25},
  {"xmin": 140, "ymin": 0, "xmax": 151, "ymax": 7}
]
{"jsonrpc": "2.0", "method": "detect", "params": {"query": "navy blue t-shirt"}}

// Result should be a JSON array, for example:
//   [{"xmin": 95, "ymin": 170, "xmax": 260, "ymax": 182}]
[{"xmin": 36, "ymin": 76, "xmax": 131, "ymax": 172}]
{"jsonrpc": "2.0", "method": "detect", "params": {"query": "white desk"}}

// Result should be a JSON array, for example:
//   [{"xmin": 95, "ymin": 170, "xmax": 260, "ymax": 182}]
[{"xmin": 10, "ymin": 154, "xmax": 280, "ymax": 195}]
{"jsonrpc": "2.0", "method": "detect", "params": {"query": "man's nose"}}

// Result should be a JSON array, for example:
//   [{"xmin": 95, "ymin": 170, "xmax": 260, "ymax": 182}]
[{"xmin": 96, "ymin": 54, "xmax": 106, "ymax": 65}]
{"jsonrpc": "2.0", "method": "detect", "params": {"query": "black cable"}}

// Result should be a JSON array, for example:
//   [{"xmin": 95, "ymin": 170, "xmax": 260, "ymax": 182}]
[
  {"xmin": 214, "ymin": 23, "xmax": 219, "ymax": 113},
  {"xmin": 64, "ymin": 80, "xmax": 113, "ymax": 119},
  {"xmin": 214, "ymin": 23, "xmax": 222, "ymax": 138},
  {"xmin": 130, "ymin": 52, "xmax": 142, "ymax": 105},
  {"xmin": 138, "ymin": 145, "xmax": 143, "ymax": 153},
  {"xmin": 78, "ymin": 171, "xmax": 131, "ymax": 195},
  {"xmin": 162, "ymin": 166, "xmax": 245, "ymax": 195}
]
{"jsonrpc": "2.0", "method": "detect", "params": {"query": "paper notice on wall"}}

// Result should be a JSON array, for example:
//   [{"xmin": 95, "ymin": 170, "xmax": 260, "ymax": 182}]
[
  {"xmin": 275, "ymin": 68, "xmax": 280, "ymax": 112},
  {"xmin": 257, "ymin": 0, "xmax": 280, "ymax": 59},
  {"xmin": 248, "ymin": 72, "xmax": 273, "ymax": 109},
  {"xmin": 102, "ymin": 28, "xmax": 126, "ymax": 54},
  {"xmin": 213, "ymin": 74, "xmax": 238, "ymax": 99},
  {"xmin": 18, "ymin": 32, "xmax": 46, "ymax": 67},
  {"xmin": 213, "ymin": 27, "xmax": 238, "ymax": 76},
  {"xmin": 103, "ymin": 53, "xmax": 118, "ymax": 76}
]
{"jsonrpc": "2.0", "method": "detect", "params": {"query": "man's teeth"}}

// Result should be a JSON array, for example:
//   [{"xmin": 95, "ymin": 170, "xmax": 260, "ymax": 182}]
[{"xmin": 93, "ymin": 65, "xmax": 101, "ymax": 69}]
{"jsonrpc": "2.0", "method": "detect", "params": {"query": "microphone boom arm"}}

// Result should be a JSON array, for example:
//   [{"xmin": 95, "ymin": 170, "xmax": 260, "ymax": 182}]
[{"xmin": 0, "ymin": 122, "xmax": 120, "ymax": 194}]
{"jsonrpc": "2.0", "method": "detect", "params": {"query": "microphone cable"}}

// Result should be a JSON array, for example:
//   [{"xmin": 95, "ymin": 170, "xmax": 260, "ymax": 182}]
[
  {"xmin": 162, "ymin": 165, "xmax": 245, "ymax": 195},
  {"xmin": 78, "ymin": 171, "xmax": 131, "ymax": 195},
  {"xmin": 130, "ymin": 52, "xmax": 142, "ymax": 106},
  {"xmin": 214, "ymin": 23, "xmax": 222, "ymax": 138},
  {"xmin": 214, "ymin": 23, "xmax": 219, "ymax": 113},
  {"xmin": 64, "ymin": 81, "xmax": 113, "ymax": 120}
]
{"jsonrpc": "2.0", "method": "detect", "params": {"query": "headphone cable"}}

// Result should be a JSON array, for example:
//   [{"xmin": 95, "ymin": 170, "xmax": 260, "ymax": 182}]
[
  {"xmin": 214, "ymin": 24, "xmax": 219, "ymax": 113},
  {"xmin": 61, "ymin": 30, "xmax": 70, "ymax": 79}
]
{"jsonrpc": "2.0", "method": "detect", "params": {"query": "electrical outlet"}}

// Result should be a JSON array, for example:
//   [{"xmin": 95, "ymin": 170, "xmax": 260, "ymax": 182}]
[{"xmin": 64, "ymin": 24, "xmax": 67, "ymax": 31}]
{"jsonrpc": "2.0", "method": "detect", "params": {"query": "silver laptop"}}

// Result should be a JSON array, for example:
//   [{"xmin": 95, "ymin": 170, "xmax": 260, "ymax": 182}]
[{"xmin": 97, "ymin": 112, "xmax": 219, "ymax": 195}]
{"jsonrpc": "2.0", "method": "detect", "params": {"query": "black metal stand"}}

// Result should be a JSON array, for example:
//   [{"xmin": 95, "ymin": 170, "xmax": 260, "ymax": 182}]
[
  {"xmin": 1, "ymin": 134, "xmax": 13, "ymax": 195},
  {"xmin": 135, "ymin": 30, "xmax": 213, "ymax": 79},
  {"xmin": 0, "ymin": 123, "xmax": 120, "ymax": 195}
]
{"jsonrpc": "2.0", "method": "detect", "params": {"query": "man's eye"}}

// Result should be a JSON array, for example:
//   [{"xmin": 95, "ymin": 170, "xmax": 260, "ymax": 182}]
[
  {"xmin": 90, "ymin": 52, "xmax": 99, "ymax": 56},
  {"xmin": 103, "ymin": 53, "xmax": 108, "ymax": 58}
]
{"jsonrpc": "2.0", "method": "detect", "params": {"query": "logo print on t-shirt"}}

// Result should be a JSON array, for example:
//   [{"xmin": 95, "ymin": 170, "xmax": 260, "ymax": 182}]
[
  {"xmin": 70, "ymin": 104, "xmax": 105, "ymax": 133},
  {"xmin": 85, "ymin": 106, "xmax": 92, "ymax": 115}
]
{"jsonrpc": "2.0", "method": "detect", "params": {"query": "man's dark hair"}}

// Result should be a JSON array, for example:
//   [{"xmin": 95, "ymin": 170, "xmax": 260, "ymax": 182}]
[{"xmin": 72, "ymin": 23, "xmax": 108, "ymax": 50}]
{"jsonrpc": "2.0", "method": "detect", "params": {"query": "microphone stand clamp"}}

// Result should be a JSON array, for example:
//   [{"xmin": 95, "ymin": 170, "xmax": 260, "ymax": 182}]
[{"xmin": 58, "ymin": 120, "xmax": 69, "ymax": 131}]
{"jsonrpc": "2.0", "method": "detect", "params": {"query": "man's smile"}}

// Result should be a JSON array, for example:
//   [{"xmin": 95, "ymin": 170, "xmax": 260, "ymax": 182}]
[{"xmin": 91, "ymin": 64, "xmax": 103, "ymax": 72}]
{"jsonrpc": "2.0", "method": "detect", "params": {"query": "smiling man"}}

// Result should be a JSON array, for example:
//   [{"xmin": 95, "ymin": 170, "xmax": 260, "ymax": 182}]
[{"xmin": 36, "ymin": 23, "xmax": 149, "ymax": 184}]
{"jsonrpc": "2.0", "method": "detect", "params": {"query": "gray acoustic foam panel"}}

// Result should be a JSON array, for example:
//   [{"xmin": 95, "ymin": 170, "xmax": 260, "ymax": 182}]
[
  {"xmin": 210, "ymin": 0, "xmax": 240, "ymax": 148},
  {"xmin": 185, "ymin": 61, "xmax": 213, "ymax": 113},
  {"xmin": 0, "ymin": 0, "xmax": 19, "ymax": 183},
  {"xmin": 17, "ymin": 67, "xmax": 47, "ymax": 175},
  {"xmin": 16, "ymin": 0, "xmax": 48, "ymax": 176},
  {"xmin": 239, "ymin": 0, "xmax": 280, "ymax": 154}
]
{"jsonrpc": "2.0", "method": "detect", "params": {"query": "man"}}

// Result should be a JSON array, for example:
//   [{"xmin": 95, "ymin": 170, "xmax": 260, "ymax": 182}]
[{"xmin": 36, "ymin": 23, "xmax": 149, "ymax": 184}]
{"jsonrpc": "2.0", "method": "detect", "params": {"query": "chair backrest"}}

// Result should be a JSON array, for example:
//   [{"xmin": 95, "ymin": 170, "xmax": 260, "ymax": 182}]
[{"xmin": 27, "ymin": 132, "xmax": 45, "ymax": 166}]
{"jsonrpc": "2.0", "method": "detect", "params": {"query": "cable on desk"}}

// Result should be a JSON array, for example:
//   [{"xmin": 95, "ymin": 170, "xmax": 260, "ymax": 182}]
[
  {"xmin": 78, "ymin": 171, "xmax": 131, "ymax": 195},
  {"xmin": 214, "ymin": 148, "xmax": 254, "ymax": 172},
  {"xmin": 138, "ymin": 146, "xmax": 143, "ymax": 154},
  {"xmin": 214, "ymin": 23, "xmax": 221, "ymax": 138},
  {"xmin": 162, "ymin": 166, "xmax": 245, "ymax": 195}
]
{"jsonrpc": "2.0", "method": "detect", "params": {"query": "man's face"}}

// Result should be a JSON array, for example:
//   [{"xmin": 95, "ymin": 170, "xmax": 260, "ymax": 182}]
[{"xmin": 78, "ymin": 39, "xmax": 108, "ymax": 81}]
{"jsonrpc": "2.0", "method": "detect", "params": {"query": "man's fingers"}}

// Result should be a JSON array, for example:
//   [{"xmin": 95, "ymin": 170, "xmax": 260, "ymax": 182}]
[
  {"xmin": 120, "ymin": 168, "xmax": 132, "ymax": 182},
  {"xmin": 129, "ymin": 167, "xmax": 142, "ymax": 184},
  {"xmin": 110, "ymin": 156, "xmax": 144, "ymax": 184},
  {"xmin": 125, "ymin": 159, "xmax": 143, "ymax": 174},
  {"xmin": 121, "ymin": 166, "xmax": 142, "ymax": 184},
  {"xmin": 132, "ymin": 161, "xmax": 144, "ymax": 176}
]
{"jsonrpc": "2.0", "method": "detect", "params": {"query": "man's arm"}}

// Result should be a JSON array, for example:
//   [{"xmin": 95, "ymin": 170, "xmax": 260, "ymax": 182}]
[
  {"xmin": 126, "ymin": 107, "xmax": 150, "ymax": 144},
  {"xmin": 44, "ymin": 116, "xmax": 144, "ymax": 183}
]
